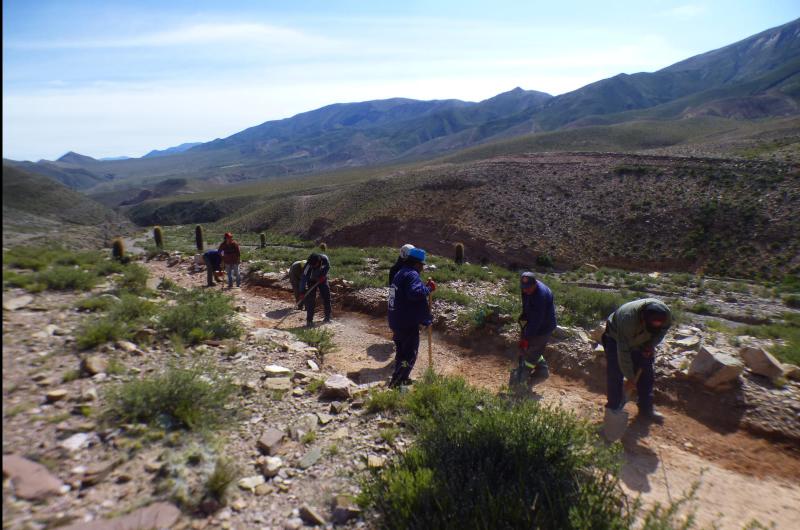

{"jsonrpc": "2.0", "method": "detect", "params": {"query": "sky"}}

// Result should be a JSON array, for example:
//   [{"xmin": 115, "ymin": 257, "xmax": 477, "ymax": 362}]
[{"xmin": 3, "ymin": 1, "xmax": 798, "ymax": 161}]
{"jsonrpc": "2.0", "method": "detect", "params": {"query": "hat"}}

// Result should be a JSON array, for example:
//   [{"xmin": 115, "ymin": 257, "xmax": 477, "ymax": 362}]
[
  {"xmin": 520, "ymin": 272, "xmax": 536, "ymax": 288},
  {"xmin": 643, "ymin": 303, "xmax": 669, "ymax": 327},
  {"xmin": 407, "ymin": 248, "xmax": 426, "ymax": 263},
  {"xmin": 308, "ymin": 253, "xmax": 321, "ymax": 265},
  {"xmin": 224, "ymin": 232, "xmax": 233, "ymax": 239},
  {"xmin": 400, "ymin": 244, "xmax": 415, "ymax": 259}
]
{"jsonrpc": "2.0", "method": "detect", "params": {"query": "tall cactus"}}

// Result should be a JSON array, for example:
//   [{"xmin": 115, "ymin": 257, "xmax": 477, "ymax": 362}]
[
  {"xmin": 111, "ymin": 238, "xmax": 126, "ymax": 261},
  {"xmin": 259, "ymin": 233, "xmax": 267, "ymax": 249},
  {"xmin": 195, "ymin": 225, "xmax": 204, "ymax": 252},
  {"xmin": 319, "ymin": 242, "xmax": 327, "ymax": 252},
  {"xmin": 455, "ymin": 242, "xmax": 465, "ymax": 265},
  {"xmin": 153, "ymin": 226, "xmax": 164, "ymax": 250}
]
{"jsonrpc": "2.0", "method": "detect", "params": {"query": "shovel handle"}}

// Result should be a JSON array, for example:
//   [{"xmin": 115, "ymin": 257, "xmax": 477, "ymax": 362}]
[{"xmin": 427, "ymin": 291, "xmax": 433, "ymax": 370}]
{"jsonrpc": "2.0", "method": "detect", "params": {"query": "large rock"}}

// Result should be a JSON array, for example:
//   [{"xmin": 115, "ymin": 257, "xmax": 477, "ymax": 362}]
[
  {"xmin": 321, "ymin": 374, "xmax": 353, "ymax": 400},
  {"xmin": 61, "ymin": 502, "xmax": 180, "ymax": 530},
  {"xmin": 2, "ymin": 454, "xmax": 63, "ymax": 500},
  {"xmin": 257, "ymin": 427, "xmax": 285, "ymax": 455},
  {"xmin": 3, "ymin": 295, "xmax": 34, "ymax": 311},
  {"xmin": 688, "ymin": 346, "xmax": 744, "ymax": 390},
  {"xmin": 299, "ymin": 505, "xmax": 326, "ymax": 526},
  {"xmin": 81, "ymin": 355, "xmax": 108, "ymax": 376},
  {"xmin": 264, "ymin": 365, "xmax": 292, "ymax": 378},
  {"xmin": 298, "ymin": 447, "xmax": 322, "ymax": 469},
  {"xmin": 671, "ymin": 336, "xmax": 701, "ymax": 350},
  {"xmin": 332, "ymin": 495, "xmax": 361, "ymax": 524},
  {"xmin": 264, "ymin": 377, "xmax": 292, "ymax": 391},
  {"xmin": 238, "ymin": 475, "xmax": 265, "ymax": 491},
  {"xmin": 289, "ymin": 413, "xmax": 318, "ymax": 441},
  {"xmin": 783, "ymin": 364, "xmax": 800, "ymax": 381},
  {"xmin": 260, "ymin": 456, "xmax": 283, "ymax": 478},
  {"xmin": 740, "ymin": 346, "xmax": 784, "ymax": 381}
]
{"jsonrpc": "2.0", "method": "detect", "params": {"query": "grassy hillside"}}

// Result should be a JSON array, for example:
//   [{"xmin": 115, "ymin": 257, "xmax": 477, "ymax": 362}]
[{"xmin": 2, "ymin": 164, "xmax": 131, "ymax": 247}]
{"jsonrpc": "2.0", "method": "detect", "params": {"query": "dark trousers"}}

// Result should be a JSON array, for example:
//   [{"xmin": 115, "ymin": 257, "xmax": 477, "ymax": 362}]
[
  {"xmin": 203, "ymin": 256, "xmax": 217, "ymax": 286},
  {"xmin": 391, "ymin": 326, "xmax": 420, "ymax": 383},
  {"xmin": 305, "ymin": 282, "xmax": 332, "ymax": 323},
  {"xmin": 525, "ymin": 333, "xmax": 550, "ymax": 365},
  {"xmin": 602, "ymin": 334, "xmax": 655, "ymax": 412}
]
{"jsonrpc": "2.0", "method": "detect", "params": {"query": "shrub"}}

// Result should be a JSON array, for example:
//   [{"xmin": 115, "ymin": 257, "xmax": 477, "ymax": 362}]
[
  {"xmin": 535, "ymin": 254, "xmax": 554, "ymax": 268},
  {"xmin": 290, "ymin": 327, "xmax": 336, "ymax": 357},
  {"xmin": 361, "ymin": 372, "xmax": 631, "ymax": 529},
  {"xmin": 204, "ymin": 456, "xmax": 238, "ymax": 505},
  {"xmin": 154, "ymin": 226, "xmax": 164, "ymax": 249},
  {"xmin": 366, "ymin": 388, "xmax": 405, "ymax": 414},
  {"xmin": 550, "ymin": 280, "xmax": 627, "ymax": 329},
  {"xmin": 104, "ymin": 362, "xmax": 235, "ymax": 431},
  {"xmin": 37, "ymin": 266, "xmax": 97, "ymax": 291},
  {"xmin": 159, "ymin": 289, "xmax": 243, "ymax": 344},
  {"xmin": 116, "ymin": 264, "xmax": 150, "ymax": 294},
  {"xmin": 77, "ymin": 318, "xmax": 128, "ymax": 350},
  {"xmin": 689, "ymin": 302, "xmax": 713, "ymax": 315},
  {"xmin": 782, "ymin": 294, "xmax": 800, "ymax": 309},
  {"xmin": 76, "ymin": 295, "xmax": 117, "ymax": 312}
]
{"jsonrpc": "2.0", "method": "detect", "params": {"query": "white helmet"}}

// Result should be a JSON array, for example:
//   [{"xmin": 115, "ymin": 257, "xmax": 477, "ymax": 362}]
[{"xmin": 400, "ymin": 244, "xmax": 415, "ymax": 259}]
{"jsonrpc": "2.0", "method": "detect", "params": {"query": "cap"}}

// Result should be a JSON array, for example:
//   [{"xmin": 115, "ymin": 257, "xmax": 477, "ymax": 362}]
[
  {"xmin": 520, "ymin": 271, "xmax": 536, "ymax": 288},
  {"xmin": 407, "ymin": 248, "xmax": 426, "ymax": 263},
  {"xmin": 400, "ymin": 244, "xmax": 415, "ymax": 259}
]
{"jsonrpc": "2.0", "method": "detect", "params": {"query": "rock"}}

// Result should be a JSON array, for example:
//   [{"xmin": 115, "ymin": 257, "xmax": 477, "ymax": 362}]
[
  {"xmin": 307, "ymin": 359, "xmax": 320, "ymax": 371},
  {"xmin": 284, "ymin": 517, "xmax": 304, "ymax": 530},
  {"xmin": 254, "ymin": 483, "xmax": 274, "ymax": 496},
  {"xmin": 46, "ymin": 389, "xmax": 69, "ymax": 403},
  {"xmin": 330, "ymin": 427, "xmax": 349, "ymax": 440},
  {"xmin": 317, "ymin": 413, "xmax": 333, "ymax": 425},
  {"xmin": 80, "ymin": 388, "xmax": 99, "ymax": 402},
  {"xmin": 589, "ymin": 325, "xmax": 606, "ymax": 343},
  {"xmin": 60, "ymin": 502, "xmax": 180, "ymax": 530},
  {"xmin": 367, "ymin": 455, "xmax": 385, "ymax": 468},
  {"xmin": 231, "ymin": 499, "xmax": 247, "ymax": 511},
  {"xmin": 260, "ymin": 456, "xmax": 283, "ymax": 478},
  {"xmin": 265, "ymin": 377, "xmax": 292, "ymax": 391},
  {"xmin": 783, "ymin": 364, "xmax": 800, "ymax": 381},
  {"xmin": 81, "ymin": 460, "xmax": 119, "ymax": 487},
  {"xmin": 289, "ymin": 413, "xmax": 318, "ymax": 441},
  {"xmin": 740, "ymin": 346, "xmax": 784, "ymax": 381},
  {"xmin": 3, "ymin": 295, "xmax": 34, "ymax": 311},
  {"xmin": 116, "ymin": 340, "xmax": 138, "ymax": 353},
  {"xmin": 688, "ymin": 346, "xmax": 744, "ymax": 390},
  {"xmin": 299, "ymin": 504, "xmax": 326, "ymax": 526},
  {"xmin": 330, "ymin": 401, "xmax": 346, "ymax": 414},
  {"xmin": 321, "ymin": 374, "xmax": 353, "ymax": 400},
  {"xmin": 672, "ymin": 336, "xmax": 701, "ymax": 350},
  {"xmin": 298, "ymin": 447, "xmax": 322, "ymax": 469},
  {"xmin": 144, "ymin": 461, "xmax": 164, "ymax": 473},
  {"xmin": 81, "ymin": 355, "xmax": 108, "ymax": 376},
  {"xmin": 552, "ymin": 326, "xmax": 572, "ymax": 340},
  {"xmin": 2, "ymin": 454, "xmax": 63, "ymax": 500},
  {"xmin": 332, "ymin": 495, "xmax": 361, "ymax": 524},
  {"xmin": 132, "ymin": 328, "xmax": 156, "ymax": 343},
  {"xmin": 257, "ymin": 427, "xmax": 285, "ymax": 455},
  {"xmin": 238, "ymin": 475, "xmax": 265, "ymax": 491},
  {"xmin": 264, "ymin": 364, "xmax": 293, "ymax": 378}
]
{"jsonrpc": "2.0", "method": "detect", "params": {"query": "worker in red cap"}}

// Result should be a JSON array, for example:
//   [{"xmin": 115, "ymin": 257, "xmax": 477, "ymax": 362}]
[
  {"xmin": 218, "ymin": 232, "xmax": 241, "ymax": 288},
  {"xmin": 602, "ymin": 298, "xmax": 672, "ymax": 423}
]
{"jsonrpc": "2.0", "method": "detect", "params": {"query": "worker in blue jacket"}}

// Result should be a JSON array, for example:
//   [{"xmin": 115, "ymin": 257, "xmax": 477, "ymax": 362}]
[
  {"xmin": 299, "ymin": 253, "xmax": 332, "ymax": 327},
  {"xmin": 388, "ymin": 247, "xmax": 436, "ymax": 388},
  {"xmin": 518, "ymin": 271, "xmax": 557, "ymax": 383},
  {"xmin": 203, "ymin": 249, "xmax": 223, "ymax": 287}
]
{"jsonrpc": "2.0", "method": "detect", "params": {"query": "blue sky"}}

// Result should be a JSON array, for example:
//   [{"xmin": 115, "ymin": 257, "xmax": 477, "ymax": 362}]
[{"xmin": 3, "ymin": 1, "xmax": 797, "ymax": 161}]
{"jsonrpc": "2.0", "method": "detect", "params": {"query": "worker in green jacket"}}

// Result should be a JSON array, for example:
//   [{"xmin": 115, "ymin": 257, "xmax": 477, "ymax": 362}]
[
  {"xmin": 288, "ymin": 260, "xmax": 307, "ymax": 309},
  {"xmin": 602, "ymin": 298, "xmax": 672, "ymax": 423}
]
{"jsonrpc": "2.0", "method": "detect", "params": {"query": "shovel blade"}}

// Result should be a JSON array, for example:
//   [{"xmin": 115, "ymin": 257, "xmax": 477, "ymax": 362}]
[{"xmin": 602, "ymin": 407, "xmax": 629, "ymax": 442}]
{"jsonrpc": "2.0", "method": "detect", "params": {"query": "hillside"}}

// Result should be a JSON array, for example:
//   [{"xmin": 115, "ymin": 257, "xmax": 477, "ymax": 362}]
[
  {"xmin": 7, "ymin": 19, "xmax": 798, "ymax": 200},
  {"xmin": 1, "ymin": 164, "xmax": 131, "ymax": 246}
]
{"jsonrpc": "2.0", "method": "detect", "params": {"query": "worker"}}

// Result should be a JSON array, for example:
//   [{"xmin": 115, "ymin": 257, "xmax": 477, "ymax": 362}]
[
  {"xmin": 518, "ymin": 272, "xmax": 557, "ymax": 383},
  {"xmin": 202, "ymin": 249, "xmax": 223, "ymax": 287},
  {"xmin": 388, "ymin": 247, "xmax": 436, "ymax": 388},
  {"xmin": 602, "ymin": 298, "xmax": 672, "ymax": 423},
  {"xmin": 388, "ymin": 243, "xmax": 415, "ymax": 285},
  {"xmin": 299, "ymin": 253, "xmax": 332, "ymax": 327},
  {"xmin": 218, "ymin": 232, "xmax": 241, "ymax": 288},
  {"xmin": 288, "ymin": 260, "xmax": 307, "ymax": 310}
]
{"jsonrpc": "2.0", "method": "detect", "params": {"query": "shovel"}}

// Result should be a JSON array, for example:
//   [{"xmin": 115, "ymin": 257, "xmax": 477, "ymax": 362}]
[
  {"xmin": 295, "ymin": 279, "xmax": 322, "ymax": 310},
  {"xmin": 508, "ymin": 321, "xmax": 533, "ymax": 393},
  {"xmin": 602, "ymin": 369, "xmax": 642, "ymax": 442},
  {"xmin": 427, "ymin": 281, "xmax": 434, "ymax": 371}
]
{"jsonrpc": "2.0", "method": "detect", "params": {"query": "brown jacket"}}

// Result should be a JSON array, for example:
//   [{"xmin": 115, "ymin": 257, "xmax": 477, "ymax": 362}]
[{"xmin": 218, "ymin": 240, "xmax": 241, "ymax": 265}]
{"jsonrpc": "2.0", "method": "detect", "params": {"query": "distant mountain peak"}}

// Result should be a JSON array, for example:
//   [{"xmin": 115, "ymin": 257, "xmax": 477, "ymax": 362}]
[
  {"xmin": 57, "ymin": 151, "xmax": 96, "ymax": 164},
  {"xmin": 143, "ymin": 142, "xmax": 203, "ymax": 158}
]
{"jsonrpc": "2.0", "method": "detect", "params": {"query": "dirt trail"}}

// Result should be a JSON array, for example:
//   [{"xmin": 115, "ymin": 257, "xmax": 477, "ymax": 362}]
[{"xmin": 150, "ymin": 261, "xmax": 800, "ymax": 529}]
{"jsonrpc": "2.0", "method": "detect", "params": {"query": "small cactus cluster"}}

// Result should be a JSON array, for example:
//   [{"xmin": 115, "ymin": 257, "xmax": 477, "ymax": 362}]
[
  {"xmin": 195, "ymin": 225, "xmax": 204, "ymax": 252},
  {"xmin": 153, "ymin": 226, "xmax": 164, "ymax": 250},
  {"xmin": 111, "ymin": 238, "xmax": 125, "ymax": 261},
  {"xmin": 319, "ymin": 242, "xmax": 327, "ymax": 252},
  {"xmin": 260, "ymin": 233, "xmax": 267, "ymax": 248},
  {"xmin": 455, "ymin": 242, "xmax": 465, "ymax": 265}
]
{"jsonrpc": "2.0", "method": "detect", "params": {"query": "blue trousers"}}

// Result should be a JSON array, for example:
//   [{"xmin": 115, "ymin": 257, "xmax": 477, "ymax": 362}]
[
  {"xmin": 391, "ymin": 326, "xmax": 419, "ymax": 383},
  {"xmin": 225, "ymin": 263, "xmax": 240, "ymax": 287},
  {"xmin": 305, "ymin": 282, "xmax": 332, "ymax": 323},
  {"xmin": 602, "ymin": 333, "xmax": 655, "ymax": 412}
]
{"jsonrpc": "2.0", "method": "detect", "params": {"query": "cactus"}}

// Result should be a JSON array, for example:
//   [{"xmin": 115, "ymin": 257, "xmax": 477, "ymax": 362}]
[
  {"xmin": 153, "ymin": 226, "xmax": 164, "ymax": 249},
  {"xmin": 259, "ymin": 233, "xmax": 267, "ymax": 249},
  {"xmin": 455, "ymin": 242, "xmax": 465, "ymax": 265},
  {"xmin": 195, "ymin": 225, "xmax": 204, "ymax": 252},
  {"xmin": 111, "ymin": 238, "xmax": 125, "ymax": 261},
  {"xmin": 319, "ymin": 242, "xmax": 327, "ymax": 252}
]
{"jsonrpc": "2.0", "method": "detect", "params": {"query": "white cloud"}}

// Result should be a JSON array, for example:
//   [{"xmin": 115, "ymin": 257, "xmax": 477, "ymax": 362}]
[
  {"xmin": 8, "ymin": 22, "xmax": 337, "ymax": 50},
  {"xmin": 662, "ymin": 4, "xmax": 708, "ymax": 18}
]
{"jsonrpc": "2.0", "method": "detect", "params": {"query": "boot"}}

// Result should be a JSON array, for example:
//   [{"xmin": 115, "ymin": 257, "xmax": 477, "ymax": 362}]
[
  {"xmin": 530, "ymin": 360, "xmax": 550, "ymax": 383},
  {"xmin": 636, "ymin": 406, "xmax": 665, "ymax": 424}
]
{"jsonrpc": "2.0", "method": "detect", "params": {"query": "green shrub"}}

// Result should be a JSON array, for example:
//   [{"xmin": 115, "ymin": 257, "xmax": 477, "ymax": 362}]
[
  {"xmin": 77, "ymin": 319, "xmax": 128, "ymax": 349},
  {"xmin": 738, "ymin": 313, "xmax": 800, "ymax": 365},
  {"xmin": 435, "ymin": 287, "xmax": 472, "ymax": 307},
  {"xmin": 116, "ymin": 264, "xmax": 150, "ymax": 294},
  {"xmin": 361, "ymin": 373, "xmax": 630, "ymax": 529},
  {"xmin": 104, "ymin": 362, "xmax": 235, "ymax": 431},
  {"xmin": 535, "ymin": 254, "xmax": 554, "ymax": 268},
  {"xmin": 76, "ymin": 295, "xmax": 116, "ymax": 312},
  {"xmin": 782, "ymin": 294, "xmax": 800, "ymax": 309},
  {"xmin": 549, "ymin": 280, "xmax": 626, "ymax": 329},
  {"xmin": 366, "ymin": 388, "xmax": 405, "ymax": 414},
  {"xmin": 159, "ymin": 289, "xmax": 243, "ymax": 344},
  {"xmin": 290, "ymin": 327, "xmax": 336, "ymax": 357},
  {"xmin": 205, "ymin": 456, "xmax": 238, "ymax": 505},
  {"xmin": 37, "ymin": 266, "xmax": 97, "ymax": 291},
  {"xmin": 689, "ymin": 302, "xmax": 713, "ymax": 315}
]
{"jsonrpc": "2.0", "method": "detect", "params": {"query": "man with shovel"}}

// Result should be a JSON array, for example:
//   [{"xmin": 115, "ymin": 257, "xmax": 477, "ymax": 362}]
[
  {"xmin": 515, "ymin": 272, "xmax": 557, "ymax": 386},
  {"xmin": 602, "ymin": 298, "xmax": 672, "ymax": 431},
  {"xmin": 387, "ymin": 247, "xmax": 436, "ymax": 388},
  {"xmin": 299, "ymin": 253, "xmax": 332, "ymax": 327}
]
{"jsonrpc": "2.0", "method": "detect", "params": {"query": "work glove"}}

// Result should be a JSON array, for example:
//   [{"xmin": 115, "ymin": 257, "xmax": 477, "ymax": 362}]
[
  {"xmin": 641, "ymin": 345, "xmax": 655, "ymax": 358},
  {"xmin": 319, "ymin": 276, "xmax": 327, "ymax": 284},
  {"xmin": 426, "ymin": 279, "xmax": 436, "ymax": 292},
  {"xmin": 624, "ymin": 379, "xmax": 637, "ymax": 394},
  {"xmin": 518, "ymin": 338, "xmax": 529, "ymax": 350}
]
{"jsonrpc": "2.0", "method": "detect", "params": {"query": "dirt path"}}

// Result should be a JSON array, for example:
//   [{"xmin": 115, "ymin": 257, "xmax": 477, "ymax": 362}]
[{"xmin": 150, "ymin": 261, "xmax": 800, "ymax": 529}]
